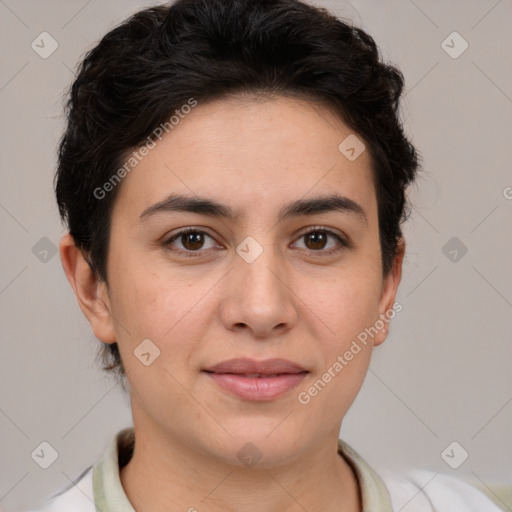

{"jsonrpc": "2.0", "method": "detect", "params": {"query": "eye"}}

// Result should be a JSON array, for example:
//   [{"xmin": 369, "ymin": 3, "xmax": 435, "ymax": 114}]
[
  {"xmin": 292, "ymin": 227, "xmax": 349, "ymax": 255},
  {"xmin": 163, "ymin": 228, "xmax": 219, "ymax": 257},
  {"xmin": 163, "ymin": 226, "xmax": 349, "ymax": 258}
]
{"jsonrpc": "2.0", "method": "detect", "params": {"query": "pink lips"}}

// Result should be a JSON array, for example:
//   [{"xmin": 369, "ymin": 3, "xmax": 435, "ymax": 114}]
[{"xmin": 202, "ymin": 358, "xmax": 308, "ymax": 401}]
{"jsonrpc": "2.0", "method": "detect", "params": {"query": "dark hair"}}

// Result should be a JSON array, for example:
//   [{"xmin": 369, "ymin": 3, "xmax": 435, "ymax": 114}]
[{"xmin": 55, "ymin": 0, "xmax": 420, "ymax": 381}]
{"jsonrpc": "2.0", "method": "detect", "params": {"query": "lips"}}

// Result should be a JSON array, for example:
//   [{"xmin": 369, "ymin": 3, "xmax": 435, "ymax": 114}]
[
  {"xmin": 203, "ymin": 357, "xmax": 307, "ymax": 375},
  {"xmin": 202, "ymin": 358, "xmax": 308, "ymax": 401}
]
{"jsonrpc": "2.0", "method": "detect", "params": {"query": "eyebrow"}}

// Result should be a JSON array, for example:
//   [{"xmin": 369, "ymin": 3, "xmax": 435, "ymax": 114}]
[{"xmin": 138, "ymin": 193, "xmax": 368, "ymax": 226}]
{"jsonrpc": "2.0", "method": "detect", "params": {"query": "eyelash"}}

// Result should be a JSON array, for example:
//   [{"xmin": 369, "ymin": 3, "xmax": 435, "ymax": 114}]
[{"xmin": 162, "ymin": 226, "xmax": 350, "ymax": 258}]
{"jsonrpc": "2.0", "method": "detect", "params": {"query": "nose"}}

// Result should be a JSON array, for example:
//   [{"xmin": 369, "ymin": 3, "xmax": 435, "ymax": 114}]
[{"xmin": 218, "ymin": 242, "xmax": 298, "ymax": 339}]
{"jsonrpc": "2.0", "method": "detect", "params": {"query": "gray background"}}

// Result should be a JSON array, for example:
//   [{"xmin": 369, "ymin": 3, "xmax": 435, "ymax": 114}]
[{"xmin": 1, "ymin": 0, "xmax": 511, "ymax": 510}]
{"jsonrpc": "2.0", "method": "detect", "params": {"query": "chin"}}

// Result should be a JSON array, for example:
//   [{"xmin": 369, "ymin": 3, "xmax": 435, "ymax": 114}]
[{"xmin": 202, "ymin": 425, "xmax": 306, "ymax": 469}]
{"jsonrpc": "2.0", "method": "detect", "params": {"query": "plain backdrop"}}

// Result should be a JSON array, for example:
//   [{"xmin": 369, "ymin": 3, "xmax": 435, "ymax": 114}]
[{"xmin": 1, "ymin": 0, "xmax": 511, "ymax": 510}]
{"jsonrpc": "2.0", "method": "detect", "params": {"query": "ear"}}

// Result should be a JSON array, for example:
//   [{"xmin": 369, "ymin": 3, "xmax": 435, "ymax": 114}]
[
  {"xmin": 59, "ymin": 233, "xmax": 117, "ymax": 344},
  {"xmin": 373, "ymin": 237, "xmax": 405, "ymax": 347}
]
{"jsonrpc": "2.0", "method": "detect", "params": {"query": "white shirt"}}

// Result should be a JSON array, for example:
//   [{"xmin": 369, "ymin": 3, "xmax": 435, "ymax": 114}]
[{"xmin": 25, "ymin": 427, "xmax": 505, "ymax": 512}]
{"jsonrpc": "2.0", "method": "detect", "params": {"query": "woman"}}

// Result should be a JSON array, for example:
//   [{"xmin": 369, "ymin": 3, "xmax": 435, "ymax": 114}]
[{"xmin": 29, "ymin": 0, "xmax": 502, "ymax": 510}]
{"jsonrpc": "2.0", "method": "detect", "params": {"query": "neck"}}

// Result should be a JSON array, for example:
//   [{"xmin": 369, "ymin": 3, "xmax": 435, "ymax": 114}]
[{"xmin": 119, "ymin": 423, "xmax": 361, "ymax": 512}]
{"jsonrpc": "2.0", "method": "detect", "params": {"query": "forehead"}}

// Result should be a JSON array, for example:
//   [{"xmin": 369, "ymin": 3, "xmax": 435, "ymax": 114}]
[{"xmin": 111, "ymin": 95, "xmax": 377, "ymax": 225}]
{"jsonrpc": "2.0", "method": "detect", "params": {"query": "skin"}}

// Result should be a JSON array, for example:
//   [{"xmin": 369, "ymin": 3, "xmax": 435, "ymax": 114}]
[{"xmin": 60, "ymin": 95, "xmax": 405, "ymax": 512}]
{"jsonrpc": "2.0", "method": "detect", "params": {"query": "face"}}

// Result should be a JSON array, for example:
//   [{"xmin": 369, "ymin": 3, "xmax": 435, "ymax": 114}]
[{"xmin": 65, "ymin": 95, "xmax": 403, "ymax": 467}]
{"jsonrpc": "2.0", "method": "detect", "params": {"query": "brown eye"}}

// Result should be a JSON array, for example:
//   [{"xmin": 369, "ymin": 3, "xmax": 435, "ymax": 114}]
[
  {"xmin": 164, "ymin": 226, "xmax": 349, "ymax": 259},
  {"xmin": 180, "ymin": 231, "xmax": 205, "ymax": 250},
  {"xmin": 164, "ymin": 228, "xmax": 218, "ymax": 257},
  {"xmin": 304, "ymin": 231, "xmax": 328, "ymax": 250},
  {"xmin": 293, "ymin": 228, "xmax": 348, "ymax": 254}
]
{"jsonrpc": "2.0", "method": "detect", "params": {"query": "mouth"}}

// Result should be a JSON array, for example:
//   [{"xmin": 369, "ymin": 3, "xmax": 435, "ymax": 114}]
[
  {"xmin": 212, "ymin": 373, "xmax": 294, "ymax": 378},
  {"xmin": 202, "ymin": 358, "xmax": 309, "ymax": 401}
]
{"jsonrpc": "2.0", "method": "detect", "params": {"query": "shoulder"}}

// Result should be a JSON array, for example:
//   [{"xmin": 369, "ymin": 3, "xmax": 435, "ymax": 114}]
[
  {"xmin": 24, "ymin": 466, "xmax": 94, "ymax": 512},
  {"xmin": 379, "ymin": 468, "xmax": 505, "ymax": 512},
  {"xmin": 338, "ymin": 438, "xmax": 504, "ymax": 512}
]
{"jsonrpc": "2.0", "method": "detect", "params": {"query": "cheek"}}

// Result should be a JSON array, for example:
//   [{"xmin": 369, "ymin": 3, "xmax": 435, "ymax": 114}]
[
  {"xmin": 107, "ymin": 258, "xmax": 201, "ymax": 350},
  {"xmin": 307, "ymin": 266, "xmax": 383, "ymax": 346},
  {"xmin": 297, "ymin": 275, "xmax": 380, "ymax": 416},
  {"xmin": 108, "ymin": 271, "xmax": 210, "ymax": 406}
]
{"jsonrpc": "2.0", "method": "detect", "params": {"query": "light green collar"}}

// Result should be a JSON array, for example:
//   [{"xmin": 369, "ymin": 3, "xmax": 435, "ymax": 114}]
[
  {"xmin": 93, "ymin": 428, "xmax": 136, "ymax": 512},
  {"xmin": 93, "ymin": 428, "xmax": 393, "ymax": 511},
  {"xmin": 338, "ymin": 438, "xmax": 394, "ymax": 511}
]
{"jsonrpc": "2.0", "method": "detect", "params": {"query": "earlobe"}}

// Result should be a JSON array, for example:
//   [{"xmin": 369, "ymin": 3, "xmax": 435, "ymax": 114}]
[
  {"xmin": 373, "ymin": 238, "xmax": 405, "ymax": 347},
  {"xmin": 59, "ymin": 233, "xmax": 117, "ymax": 344}
]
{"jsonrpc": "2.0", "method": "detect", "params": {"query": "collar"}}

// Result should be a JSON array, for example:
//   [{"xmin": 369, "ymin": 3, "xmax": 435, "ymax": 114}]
[{"xmin": 93, "ymin": 427, "xmax": 393, "ymax": 511}]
